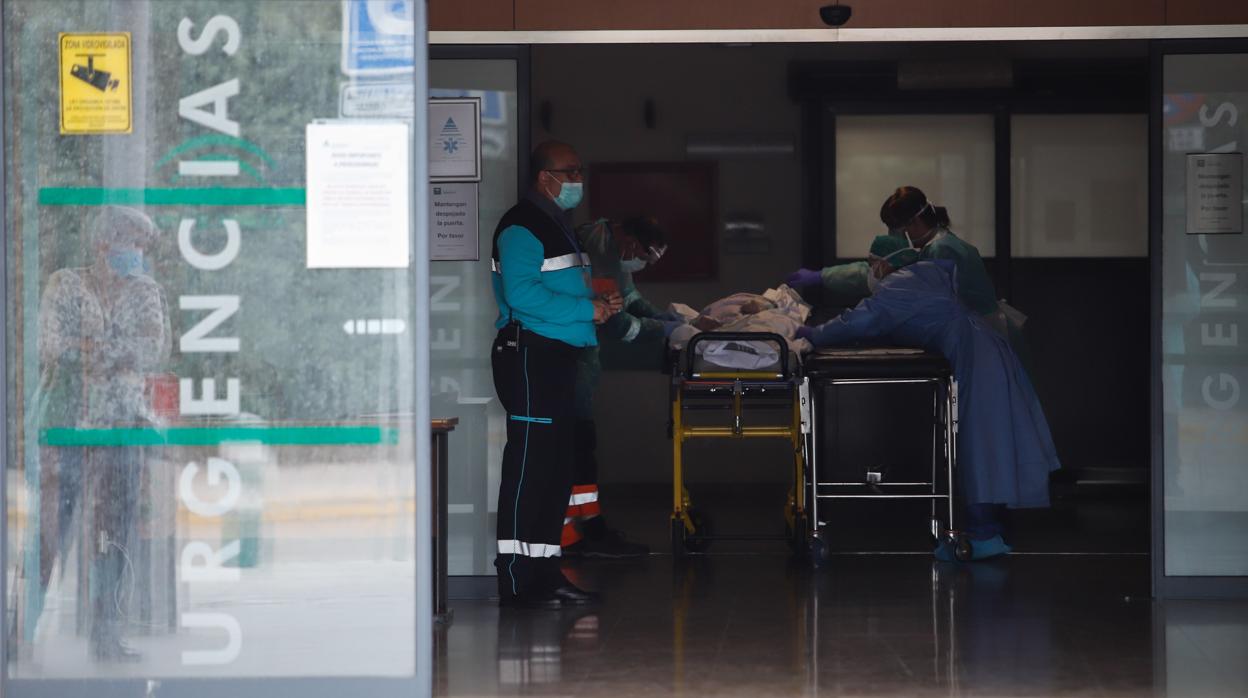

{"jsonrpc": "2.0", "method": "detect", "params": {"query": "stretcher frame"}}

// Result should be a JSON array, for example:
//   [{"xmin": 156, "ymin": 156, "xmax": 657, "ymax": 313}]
[
  {"xmin": 669, "ymin": 332, "xmax": 809, "ymax": 555},
  {"xmin": 804, "ymin": 350, "xmax": 963, "ymax": 563}
]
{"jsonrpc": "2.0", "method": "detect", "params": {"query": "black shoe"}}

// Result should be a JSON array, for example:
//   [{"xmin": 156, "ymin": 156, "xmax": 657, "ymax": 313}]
[
  {"xmin": 552, "ymin": 584, "xmax": 602, "ymax": 606},
  {"xmin": 565, "ymin": 529, "xmax": 650, "ymax": 558},
  {"xmin": 90, "ymin": 637, "xmax": 142, "ymax": 663}
]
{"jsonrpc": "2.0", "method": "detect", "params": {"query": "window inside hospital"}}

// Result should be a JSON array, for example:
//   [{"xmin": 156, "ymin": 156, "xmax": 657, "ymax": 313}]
[
  {"xmin": 1010, "ymin": 114, "xmax": 1147, "ymax": 258},
  {"xmin": 835, "ymin": 114, "xmax": 995, "ymax": 259}
]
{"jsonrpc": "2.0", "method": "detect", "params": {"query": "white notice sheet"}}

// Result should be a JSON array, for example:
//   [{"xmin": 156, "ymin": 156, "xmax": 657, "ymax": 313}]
[{"xmin": 306, "ymin": 121, "xmax": 411, "ymax": 268}]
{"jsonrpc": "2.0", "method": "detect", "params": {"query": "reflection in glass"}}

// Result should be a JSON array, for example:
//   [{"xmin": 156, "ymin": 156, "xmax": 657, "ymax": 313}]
[
  {"xmin": 430, "ymin": 60, "xmax": 518, "ymax": 576},
  {"xmin": 35, "ymin": 207, "xmax": 171, "ymax": 662},
  {"xmin": 1161, "ymin": 53, "xmax": 1248, "ymax": 577}
]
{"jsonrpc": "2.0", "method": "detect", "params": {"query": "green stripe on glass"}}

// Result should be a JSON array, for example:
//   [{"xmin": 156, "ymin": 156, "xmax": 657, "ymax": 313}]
[
  {"xmin": 41, "ymin": 426, "xmax": 400, "ymax": 447},
  {"xmin": 38, "ymin": 187, "xmax": 306, "ymax": 206}
]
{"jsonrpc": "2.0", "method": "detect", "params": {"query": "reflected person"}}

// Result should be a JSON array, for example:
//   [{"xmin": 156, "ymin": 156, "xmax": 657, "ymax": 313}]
[{"xmin": 36, "ymin": 206, "xmax": 171, "ymax": 661}]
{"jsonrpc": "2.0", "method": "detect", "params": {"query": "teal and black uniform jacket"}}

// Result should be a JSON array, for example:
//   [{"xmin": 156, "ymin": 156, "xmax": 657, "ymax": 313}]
[{"xmin": 491, "ymin": 192, "xmax": 598, "ymax": 348}]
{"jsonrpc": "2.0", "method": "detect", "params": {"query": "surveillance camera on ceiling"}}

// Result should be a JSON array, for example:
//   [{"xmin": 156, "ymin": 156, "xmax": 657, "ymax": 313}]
[{"xmin": 819, "ymin": 4, "xmax": 853, "ymax": 27}]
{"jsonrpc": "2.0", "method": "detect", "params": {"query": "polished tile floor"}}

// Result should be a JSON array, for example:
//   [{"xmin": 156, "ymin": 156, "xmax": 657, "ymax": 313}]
[{"xmin": 437, "ymin": 553, "xmax": 1248, "ymax": 697}]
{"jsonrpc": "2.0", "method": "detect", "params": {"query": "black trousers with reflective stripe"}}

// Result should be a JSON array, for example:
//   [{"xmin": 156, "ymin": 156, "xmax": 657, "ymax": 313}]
[{"xmin": 491, "ymin": 327, "xmax": 580, "ymax": 597}]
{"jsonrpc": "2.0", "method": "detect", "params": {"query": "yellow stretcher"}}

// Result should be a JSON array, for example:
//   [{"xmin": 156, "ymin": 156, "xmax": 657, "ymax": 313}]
[{"xmin": 668, "ymin": 332, "xmax": 810, "ymax": 556}]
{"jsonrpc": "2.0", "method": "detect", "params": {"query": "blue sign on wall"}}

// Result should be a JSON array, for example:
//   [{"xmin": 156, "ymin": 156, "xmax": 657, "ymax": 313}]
[{"xmin": 341, "ymin": 0, "xmax": 415, "ymax": 76}]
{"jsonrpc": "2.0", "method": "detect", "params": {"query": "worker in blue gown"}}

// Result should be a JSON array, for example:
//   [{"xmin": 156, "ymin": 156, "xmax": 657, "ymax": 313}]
[
  {"xmin": 796, "ymin": 235, "xmax": 1060, "ymax": 560},
  {"xmin": 786, "ymin": 187, "xmax": 1029, "ymax": 368}
]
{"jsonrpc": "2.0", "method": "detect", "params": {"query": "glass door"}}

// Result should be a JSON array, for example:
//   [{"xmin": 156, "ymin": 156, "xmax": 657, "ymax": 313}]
[
  {"xmin": 1156, "ymin": 47, "xmax": 1248, "ymax": 595},
  {"xmin": 3, "ymin": 0, "xmax": 431, "ymax": 693}
]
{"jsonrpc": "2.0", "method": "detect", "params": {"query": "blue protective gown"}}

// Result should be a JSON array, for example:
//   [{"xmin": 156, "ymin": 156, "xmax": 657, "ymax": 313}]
[{"xmin": 807, "ymin": 259, "xmax": 1059, "ymax": 508}]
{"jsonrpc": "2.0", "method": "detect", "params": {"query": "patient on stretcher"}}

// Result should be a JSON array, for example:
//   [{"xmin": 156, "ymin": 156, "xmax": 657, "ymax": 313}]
[{"xmin": 667, "ymin": 285, "xmax": 814, "ymax": 370}]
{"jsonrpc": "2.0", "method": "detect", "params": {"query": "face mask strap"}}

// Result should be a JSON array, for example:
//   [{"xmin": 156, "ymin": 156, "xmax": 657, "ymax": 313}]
[{"xmin": 906, "ymin": 201, "xmax": 932, "ymax": 225}]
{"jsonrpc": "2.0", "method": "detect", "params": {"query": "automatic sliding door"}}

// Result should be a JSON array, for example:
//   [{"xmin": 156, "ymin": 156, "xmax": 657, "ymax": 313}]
[{"xmin": 1157, "ymin": 51, "xmax": 1248, "ymax": 591}]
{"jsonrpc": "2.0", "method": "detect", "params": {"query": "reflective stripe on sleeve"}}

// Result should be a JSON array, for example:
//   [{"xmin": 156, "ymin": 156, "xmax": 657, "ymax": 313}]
[
  {"xmin": 540, "ymin": 252, "xmax": 591, "ymax": 272},
  {"xmin": 621, "ymin": 314, "xmax": 641, "ymax": 342},
  {"xmin": 497, "ymin": 539, "xmax": 563, "ymax": 558},
  {"xmin": 568, "ymin": 490, "xmax": 599, "ymax": 506},
  {"xmin": 491, "ymin": 253, "xmax": 591, "ymax": 273}
]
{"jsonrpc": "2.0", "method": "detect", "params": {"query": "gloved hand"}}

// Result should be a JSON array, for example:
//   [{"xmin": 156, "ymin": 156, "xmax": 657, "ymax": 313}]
[
  {"xmin": 794, "ymin": 325, "xmax": 815, "ymax": 343},
  {"xmin": 784, "ymin": 268, "xmax": 823, "ymax": 289},
  {"xmin": 661, "ymin": 319, "xmax": 684, "ymax": 338},
  {"xmin": 656, "ymin": 309, "xmax": 685, "ymax": 322}
]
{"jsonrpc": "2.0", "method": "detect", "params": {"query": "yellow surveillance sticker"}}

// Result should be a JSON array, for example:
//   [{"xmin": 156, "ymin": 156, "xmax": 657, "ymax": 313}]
[{"xmin": 59, "ymin": 33, "xmax": 132, "ymax": 134}]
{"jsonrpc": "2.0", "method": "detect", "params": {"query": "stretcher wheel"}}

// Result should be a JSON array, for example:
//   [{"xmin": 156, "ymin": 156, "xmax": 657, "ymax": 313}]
[
  {"xmin": 684, "ymin": 511, "xmax": 712, "ymax": 553},
  {"xmin": 954, "ymin": 536, "xmax": 973, "ymax": 562},
  {"xmin": 808, "ymin": 530, "xmax": 830, "ymax": 569}
]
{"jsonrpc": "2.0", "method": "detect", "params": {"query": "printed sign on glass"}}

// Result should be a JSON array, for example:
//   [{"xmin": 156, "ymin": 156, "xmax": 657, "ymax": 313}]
[
  {"xmin": 58, "ymin": 32, "xmax": 132, "ymax": 134},
  {"xmin": 306, "ymin": 121, "xmax": 411, "ymax": 268},
  {"xmin": 342, "ymin": 0, "xmax": 415, "ymax": 76},
  {"xmin": 430, "ymin": 98, "xmax": 481, "ymax": 182},
  {"xmin": 430, "ymin": 183, "xmax": 479, "ymax": 261},
  {"xmin": 1186, "ymin": 153, "xmax": 1244, "ymax": 235}
]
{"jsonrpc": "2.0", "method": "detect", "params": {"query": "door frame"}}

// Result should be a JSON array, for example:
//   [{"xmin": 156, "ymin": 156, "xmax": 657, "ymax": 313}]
[
  {"xmin": 1149, "ymin": 37, "xmax": 1248, "ymax": 600},
  {"xmin": 429, "ymin": 44, "xmax": 531, "ymax": 600}
]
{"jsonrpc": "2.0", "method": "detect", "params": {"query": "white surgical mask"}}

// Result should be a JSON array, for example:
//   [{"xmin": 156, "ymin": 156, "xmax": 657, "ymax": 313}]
[
  {"xmin": 552, "ymin": 181, "xmax": 583, "ymax": 210},
  {"xmin": 866, "ymin": 271, "xmax": 881, "ymax": 294},
  {"xmin": 620, "ymin": 258, "xmax": 647, "ymax": 273}
]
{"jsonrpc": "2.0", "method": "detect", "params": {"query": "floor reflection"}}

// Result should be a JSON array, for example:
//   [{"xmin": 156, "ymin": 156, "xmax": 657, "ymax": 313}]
[{"xmin": 438, "ymin": 553, "xmax": 1248, "ymax": 696}]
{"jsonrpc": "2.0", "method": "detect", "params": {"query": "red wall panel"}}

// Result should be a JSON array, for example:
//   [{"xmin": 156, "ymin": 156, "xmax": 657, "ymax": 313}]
[
  {"xmin": 430, "ymin": 0, "xmax": 513, "ymax": 31},
  {"xmin": 514, "ymin": 0, "xmax": 1181, "ymax": 31},
  {"xmin": 516, "ymin": 0, "xmax": 833, "ymax": 30},
  {"xmin": 512, "ymin": 0, "xmax": 1248, "ymax": 31},
  {"xmin": 1166, "ymin": 1, "xmax": 1248, "ymax": 25}
]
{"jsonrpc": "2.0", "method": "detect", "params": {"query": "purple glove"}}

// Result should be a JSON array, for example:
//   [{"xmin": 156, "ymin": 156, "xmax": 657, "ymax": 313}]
[
  {"xmin": 784, "ymin": 268, "xmax": 822, "ymax": 289},
  {"xmin": 662, "ymin": 319, "xmax": 684, "ymax": 338},
  {"xmin": 795, "ymin": 325, "xmax": 815, "ymax": 343}
]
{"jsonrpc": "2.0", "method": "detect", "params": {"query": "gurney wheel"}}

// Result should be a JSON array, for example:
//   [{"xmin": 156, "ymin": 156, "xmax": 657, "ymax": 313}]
[
  {"xmin": 808, "ymin": 530, "xmax": 830, "ymax": 569},
  {"xmin": 684, "ymin": 511, "xmax": 712, "ymax": 553},
  {"xmin": 954, "ymin": 536, "xmax": 973, "ymax": 562}
]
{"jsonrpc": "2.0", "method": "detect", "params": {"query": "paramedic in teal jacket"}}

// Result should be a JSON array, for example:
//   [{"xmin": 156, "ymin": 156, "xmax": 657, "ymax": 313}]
[{"xmin": 490, "ymin": 141, "xmax": 621, "ymax": 609}]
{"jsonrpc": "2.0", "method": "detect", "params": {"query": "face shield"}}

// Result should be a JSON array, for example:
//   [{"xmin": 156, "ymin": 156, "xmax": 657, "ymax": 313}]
[{"xmin": 619, "ymin": 235, "xmax": 666, "ymax": 272}]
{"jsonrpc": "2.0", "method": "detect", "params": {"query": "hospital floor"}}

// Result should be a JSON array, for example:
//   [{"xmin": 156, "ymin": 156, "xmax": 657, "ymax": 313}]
[{"xmin": 434, "ymin": 487, "xmax": 1248, "ymax": 696}]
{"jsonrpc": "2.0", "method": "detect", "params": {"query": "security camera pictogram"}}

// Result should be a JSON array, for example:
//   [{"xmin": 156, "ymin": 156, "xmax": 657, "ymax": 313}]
[{"xmin": 70, "ymin": 54, "xmax": 120, "ymax": 92}]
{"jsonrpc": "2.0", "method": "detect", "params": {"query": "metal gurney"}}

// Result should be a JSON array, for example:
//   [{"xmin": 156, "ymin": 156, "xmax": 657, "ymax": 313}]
[
  {"xmin": 802, "ymin": 346, "xmax": 967, "ymax": 564},
  {"xmin": 668, "ymin": 332, "xmax": 810, "ymax": 556}
]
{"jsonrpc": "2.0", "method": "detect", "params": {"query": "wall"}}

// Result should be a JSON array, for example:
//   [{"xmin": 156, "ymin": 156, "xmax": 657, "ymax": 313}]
[{"xmin": 430, "ymin": 0, "xmax": 1248, "ymax": 31}]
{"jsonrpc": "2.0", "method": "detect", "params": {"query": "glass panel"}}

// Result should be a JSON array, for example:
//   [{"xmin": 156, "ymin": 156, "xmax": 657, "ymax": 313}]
[
  {"xmin": 429, "ymin": 59, "xmax": 516, "ymax": 576},
  {"xmin": 4, "ymin": 0, "xmax": 422, "ymax": 688},
  {"xmin": 1011, "ymin": 114, "xmax": 1147, "ymax": 258},
  {"xmin": 1161, "ymin": 53, "xmax": 1248, "ymax": 577},
  {"xmin": 835, "ymin": 114, "xmax": 995, "ymax": 258}
]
